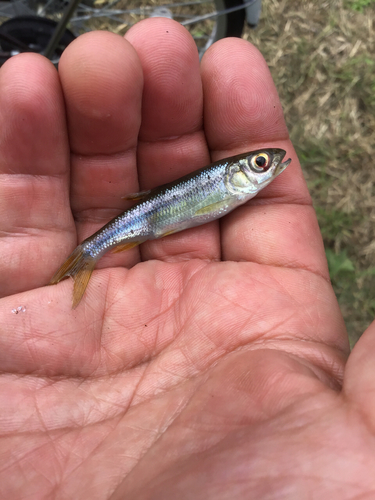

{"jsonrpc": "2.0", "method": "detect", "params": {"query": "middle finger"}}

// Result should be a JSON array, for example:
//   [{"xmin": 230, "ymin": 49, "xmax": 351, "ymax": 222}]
[{"xmin": 126, "ymin": 19, "xmax": 221, "ymax": 263}]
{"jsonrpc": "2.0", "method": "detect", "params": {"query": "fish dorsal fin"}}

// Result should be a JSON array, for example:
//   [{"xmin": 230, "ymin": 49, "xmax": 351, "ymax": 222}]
[{"xmin": 122, "ymin": 190, "xmax": 152, "ymax": 202}]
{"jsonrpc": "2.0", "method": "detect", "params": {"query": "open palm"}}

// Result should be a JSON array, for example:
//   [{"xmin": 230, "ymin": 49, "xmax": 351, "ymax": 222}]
[{"xmin": 1, "ymin": 19, "xmax": 375, "ymax": 500}]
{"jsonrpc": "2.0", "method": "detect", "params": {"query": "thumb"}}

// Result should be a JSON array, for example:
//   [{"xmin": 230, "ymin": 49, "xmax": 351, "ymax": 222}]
[{"xmin": 343, "ymin": 319, "xmax": 375, "ymax": 430}]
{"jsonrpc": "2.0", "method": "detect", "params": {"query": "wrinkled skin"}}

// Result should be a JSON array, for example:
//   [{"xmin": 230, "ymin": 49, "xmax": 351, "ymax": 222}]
[{"xmin": 0, "ymin": 19, "xmax": 375, "ymax": 500}]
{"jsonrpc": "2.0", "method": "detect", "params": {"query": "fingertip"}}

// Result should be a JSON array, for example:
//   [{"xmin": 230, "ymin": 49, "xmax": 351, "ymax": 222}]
[
  {"xmin": 0, "ymin": 53, "xmax": 59, "ymax": 117},
  {"xmin": 125, "ymin": 18, "xmax": 201, "ymax": 140},
  {"xmin": 1, "ymin": 51, "xmax": 56, "ymax": 78},
  {"xmin": 59, "ymin": 30, "xmax": 141, "ymax": 77},
  {"xmin": 0, "ymin": 52, "xmax": 68, "ymax": 176},
  {"xmin": 125, "ymin": 17, "xmax": 198, "ymax": 64},
  {"xmin": 58, "ymin": 30, "xmax": 143, "ymax": 155},
  {"xmin": 0, "ymin": 52, "xmax": 63, "ymax": 124}
]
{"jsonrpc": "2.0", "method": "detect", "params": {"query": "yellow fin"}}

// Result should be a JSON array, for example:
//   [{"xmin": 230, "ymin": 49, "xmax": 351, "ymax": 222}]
[
  {"xmin": 49, "ymin": 245, "xmax": 97, "ymax": 309},
  {"xmin": 158, "ymin": 229, "xmax": 177, "ymax": 238},
  {"xmin": 72, "ymin": 264, "xmax": 95, "ymax": 309},
  {"xmin": 122, "ymin": 190, "xmax": 151, "ymax": 202},
  {"xmin": 195, "ymin": 200, "xmax": 229, "ymax": 216},
  {"xmin": 111, "ymin": 241, "xmax": 141, "ymax": 253}
]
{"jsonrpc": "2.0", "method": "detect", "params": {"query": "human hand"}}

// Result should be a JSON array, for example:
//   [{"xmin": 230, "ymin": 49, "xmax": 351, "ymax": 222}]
[{"xmin": 1, "ymin": 19, "xmax": 374, "ymax": 499}]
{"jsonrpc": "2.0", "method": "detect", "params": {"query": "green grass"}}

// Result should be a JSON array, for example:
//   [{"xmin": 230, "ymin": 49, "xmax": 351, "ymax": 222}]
[
  {"xmin": 316, "ymin": 207, "xmax": 359, "ymax": 244},
  {"xmin": 345, "ymin": 0, "xmax": 375, "ymax": 12},
  {"xmin": 326, "ymin": 247, "xmax": 375, "ymax": 347}
]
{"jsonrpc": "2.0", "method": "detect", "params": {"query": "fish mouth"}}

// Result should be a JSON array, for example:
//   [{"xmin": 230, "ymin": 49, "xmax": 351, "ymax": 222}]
[
  {"xmin": 273, "ymin": 150, "xmax": 291, "ymax": 175},
  {"xmin": 278, "ymin": 157, "xmax": 291, "ymax": 172}
]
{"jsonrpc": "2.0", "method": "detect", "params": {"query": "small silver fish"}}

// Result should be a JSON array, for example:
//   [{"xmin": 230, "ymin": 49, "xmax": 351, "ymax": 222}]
[{"xmin": 50, "ymin": 148, "xmax": 291, "ymax": 308}]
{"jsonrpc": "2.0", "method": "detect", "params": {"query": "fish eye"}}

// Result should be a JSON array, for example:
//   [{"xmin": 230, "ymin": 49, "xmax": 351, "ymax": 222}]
[
  {"xmin": 249, "ymin": 153, "xmax": 271, "ymax": 172},
  {"xmin": 255, "ymin": 155, "xmax": 267, "ymax": 167}
]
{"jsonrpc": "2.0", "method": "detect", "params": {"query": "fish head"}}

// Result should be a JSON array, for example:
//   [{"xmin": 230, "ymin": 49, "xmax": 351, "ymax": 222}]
[{"xmin": 225, "ymin": 148, "xmax": 291, "ymax": 195}]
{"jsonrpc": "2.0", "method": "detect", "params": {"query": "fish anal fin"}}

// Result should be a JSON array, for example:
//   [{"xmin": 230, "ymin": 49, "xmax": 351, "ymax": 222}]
[
  {"xmin": 195, "ymin": 200, "xmax": 229, "ymax": 216},
  {"xmin": 111, "ymin": 241, "xmax": 141, "ymax": 253},
  {"xmin": 49, "ymin": 245, "xmax": 97, "ymax": 309},
  {"xmin": 122, "ymin": 190, "xmax": 151, "ymax": 202}
]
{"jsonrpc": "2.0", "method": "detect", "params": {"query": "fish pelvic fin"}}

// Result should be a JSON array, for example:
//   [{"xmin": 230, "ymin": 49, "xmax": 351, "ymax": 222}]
[
  {"xmin": 111, "ymin": 241, "xmax": 141, "ymax": 253},
  {"xmin": 49, "ymin": 245, "xmax": 97, "ymax": 309}
]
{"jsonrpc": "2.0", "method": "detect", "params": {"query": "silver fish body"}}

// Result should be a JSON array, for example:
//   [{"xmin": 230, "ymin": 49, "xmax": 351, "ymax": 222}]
[
  {"xmin": 85, "ymin": 161, "xmax": 233, "ymax": 259},
  {"xmin": 50, "ymin": 148, "xmax": 290, "ymax": 307}
]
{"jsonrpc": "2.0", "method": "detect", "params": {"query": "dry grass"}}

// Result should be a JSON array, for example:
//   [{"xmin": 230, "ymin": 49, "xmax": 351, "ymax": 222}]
[
  {"xmin": 68, "ymin": 0, "xmax": 218, "ymax": 55},
  {"xmin": 244, "ymin": 0, "xmax": 375, "ymax": 345}
]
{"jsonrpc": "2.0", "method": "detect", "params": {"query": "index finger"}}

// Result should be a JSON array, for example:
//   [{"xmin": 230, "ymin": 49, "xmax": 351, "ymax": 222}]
[{"xmin": 201, "ymin": 38, "xmax": 329, "ymax": 279}]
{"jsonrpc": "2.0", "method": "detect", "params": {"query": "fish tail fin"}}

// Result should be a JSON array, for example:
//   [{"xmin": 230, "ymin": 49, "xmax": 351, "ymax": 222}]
[{"xmin": 49, "ymin": 245, "xmax": 97, "ymax": 309}]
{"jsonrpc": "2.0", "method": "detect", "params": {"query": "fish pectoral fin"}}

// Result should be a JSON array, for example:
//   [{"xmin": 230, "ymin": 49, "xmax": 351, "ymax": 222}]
[
  {"xmin": 49, "ymin": 245, "xmax": 97, "ymax": 309},
  {"xmin": 122, "ymin": 190, "xmax": 152, "ymax": 202},
  {"xmin": 194, "ymin": 200, "xmax": 230, "ymax": 216},
  {"xmin": 111, "ymin": 241, "xmax": 141, "ymax": 253}
]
